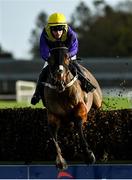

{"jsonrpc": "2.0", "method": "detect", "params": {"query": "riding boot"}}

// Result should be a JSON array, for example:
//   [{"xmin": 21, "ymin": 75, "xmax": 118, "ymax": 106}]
[
  {"xmin": 70, "ymin": 61, "xmax": 96, "ymax": 93},
  {"xmin": 31, "ymin": 66, "xmax": 49, "ymax": 105}
]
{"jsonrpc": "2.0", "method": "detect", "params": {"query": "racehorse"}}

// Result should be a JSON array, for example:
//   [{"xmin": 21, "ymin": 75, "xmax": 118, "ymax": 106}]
[{"xmin": 42, "ymin": 47, "xmax": 102, "ymax": 170}]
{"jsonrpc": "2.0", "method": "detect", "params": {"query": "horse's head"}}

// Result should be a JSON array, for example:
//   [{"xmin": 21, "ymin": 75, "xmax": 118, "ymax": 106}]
[{"xmin": 49, "ymin": 47, "xmax": 70, "ymax": 91}]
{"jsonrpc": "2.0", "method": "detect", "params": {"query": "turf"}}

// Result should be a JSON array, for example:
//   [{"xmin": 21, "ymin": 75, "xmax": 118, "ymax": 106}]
[
  {"xmin": 0, "ymin": 97, "xmax": 131, "ymax": 110},
  {"xmin": 102, "ymin": 97, "xmax": 132, "ymax": 110},
  {"xmin": 0, "ymin": 100, "xmax": 43, "ymax": 109}
]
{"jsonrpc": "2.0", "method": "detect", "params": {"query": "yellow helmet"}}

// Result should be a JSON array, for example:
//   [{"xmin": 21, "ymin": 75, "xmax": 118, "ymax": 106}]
[{"xmin": 48, "ymin": 13, "xmax": 67, "ymax": 26}]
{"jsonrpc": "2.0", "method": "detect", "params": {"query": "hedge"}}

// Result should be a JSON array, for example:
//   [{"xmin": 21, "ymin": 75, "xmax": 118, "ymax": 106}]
[{"xmin": 0, "ymin": 108, "xmax": 132, "ymax": 163}]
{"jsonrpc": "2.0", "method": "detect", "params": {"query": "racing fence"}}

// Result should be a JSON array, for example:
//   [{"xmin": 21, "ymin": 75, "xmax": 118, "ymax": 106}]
[{"xmin": 0, "ymin": 108, "xmax": 132, "ymax": 163}]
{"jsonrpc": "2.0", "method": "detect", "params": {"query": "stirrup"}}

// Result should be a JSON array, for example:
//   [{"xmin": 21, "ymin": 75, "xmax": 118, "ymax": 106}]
[{"xmin": 86, "ymin": 81, "xmax": 96, "ymax": 92}]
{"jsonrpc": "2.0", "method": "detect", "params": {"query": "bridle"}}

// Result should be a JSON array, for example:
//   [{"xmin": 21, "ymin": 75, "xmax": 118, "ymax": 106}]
[
  {"xmin": 42, "ymin": 72, "xmax": 78, "ymax": 93},
  {"xmin": 42, "ymin": 47, "xmax": 78, "ymax": 93}
]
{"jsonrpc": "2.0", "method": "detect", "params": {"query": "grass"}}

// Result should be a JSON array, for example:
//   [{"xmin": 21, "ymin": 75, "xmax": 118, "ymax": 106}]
[
  {"xmin": 0, "ymin": 97, "xmax": 131, "ymax": 110},
  {"xmin": 0, "ymin": 100, "xmax": 43, "ymax": 109},
  {"xmin": 102, "ymin": 96, "xmax": 132, "ymax": 110}
]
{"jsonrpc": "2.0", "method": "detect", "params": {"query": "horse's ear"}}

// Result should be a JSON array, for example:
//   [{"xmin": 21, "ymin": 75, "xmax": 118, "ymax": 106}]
[{"xmin": 64, "ymin": 53, "xmax": 70, "ymax": 65}]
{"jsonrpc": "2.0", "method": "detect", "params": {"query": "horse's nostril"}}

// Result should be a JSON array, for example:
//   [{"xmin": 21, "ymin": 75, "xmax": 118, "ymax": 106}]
[
  {"xmin": 56, "ymin": 65, "xmax": 64, "ymax": 74},
  {"xmin": 58, "ymin": 69, "xmax": 63, "ymax": 74}
]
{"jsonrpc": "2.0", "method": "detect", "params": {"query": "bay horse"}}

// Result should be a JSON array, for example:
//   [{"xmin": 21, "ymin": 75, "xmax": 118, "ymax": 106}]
[{"xmin": 42, "ymin": 47, "xmax": 102, "ymax": 170}]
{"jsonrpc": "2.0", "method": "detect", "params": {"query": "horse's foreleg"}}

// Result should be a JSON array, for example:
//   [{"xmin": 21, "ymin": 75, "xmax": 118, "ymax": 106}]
[
  {"xmin": 52, "ymin": 137, "xmax": 67, "ymax": 170},
  {"xmin": 74, "ymin": 102, "xmax": 95, "ymax": 164},
  {"xmin": 48, "ymin": 114, "xmax": 67, "ymax": 170},
  {"xmin": 75, "ymin": 118, "xmax": 95, "ymax": 164}
]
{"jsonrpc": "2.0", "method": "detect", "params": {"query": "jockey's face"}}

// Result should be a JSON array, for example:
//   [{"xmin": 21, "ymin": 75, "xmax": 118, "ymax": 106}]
[
  {"xmin": 50, "ymin": 25, "xmax": 65, "ymax": 39},
  {"xmin": 52, "ymin": 30, "xmax": 63, "ymax": 39}
]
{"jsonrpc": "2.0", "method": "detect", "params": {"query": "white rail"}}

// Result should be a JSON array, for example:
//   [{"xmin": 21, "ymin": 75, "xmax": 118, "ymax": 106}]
[{"xmin": 16, "ymin": 80, "xmax": 36, "ymax": 103}]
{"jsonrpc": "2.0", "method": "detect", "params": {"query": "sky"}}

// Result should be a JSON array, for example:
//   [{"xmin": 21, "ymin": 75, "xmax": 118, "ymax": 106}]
[{"xmin": 0, "ymin": 0, "xmax": 124, "ymax": 59}]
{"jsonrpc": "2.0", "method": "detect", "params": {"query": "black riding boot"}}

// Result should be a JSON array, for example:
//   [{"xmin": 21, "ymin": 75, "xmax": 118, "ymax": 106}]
[
  {"xmin": 69, "ymin": 61, "xmax": 96, "ymax": 93},
  {"xmin": 31, "ymin": 66, "xmax": 48, "ymax": 105}
]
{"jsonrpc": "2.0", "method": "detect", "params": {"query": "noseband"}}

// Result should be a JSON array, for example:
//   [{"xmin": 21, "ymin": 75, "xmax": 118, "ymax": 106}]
[{"xmin": 42, "ymin": 70, "xmax": 78, "ymax": 93}]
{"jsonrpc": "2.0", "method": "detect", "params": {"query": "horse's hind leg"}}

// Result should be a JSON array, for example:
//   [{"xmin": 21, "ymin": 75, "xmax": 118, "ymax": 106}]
[
  {"xmin": 48, "ymin": 113, "xmax": 68, "ymax": 170},
  {"xmin": 74, "ymin": 102, "xmax": 95, "ymax": 164}
]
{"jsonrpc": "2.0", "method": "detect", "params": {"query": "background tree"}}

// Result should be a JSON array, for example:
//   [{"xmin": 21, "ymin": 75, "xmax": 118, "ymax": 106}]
[
  {"xmin": 0, "ymin": 44, "xmax": 13, "ymax": 59},
  {"xmin": 93, "ymin": 0, "xmax": 106, "ymax": 16},
  {"xmin": 70, "ymin": 1, "xmax": 92, "ymax": 57},
  {"xmin": 29, "ymin": 12, "xmax": 47, "ymax": 59},
  {"xmin": 84, "ymin": 5, "xmax": 132, "ymax": 57},
  {"xmin": 70, "ymin": 1, "xmax": 92, "ymax": 31},
  {"xmin": 116, "ymin": 0, "xmax": 132, "ymax": 13},
  {"xmin": 70, "ymin": 1, "xmax": 132, "ymax": 57}
]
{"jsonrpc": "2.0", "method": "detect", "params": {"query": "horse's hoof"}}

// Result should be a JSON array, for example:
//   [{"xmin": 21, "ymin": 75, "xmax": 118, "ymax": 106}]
[
  {"xmin": 89, "ymin": 151, "xmax": 96, "ymax": 164},
  {"xmin": 56, "ymin": 155, "xmax": 68, "ymax": 171},
  {"xmin": 84, "ymin": 150, "xmax": 96, "ymax": 164}
]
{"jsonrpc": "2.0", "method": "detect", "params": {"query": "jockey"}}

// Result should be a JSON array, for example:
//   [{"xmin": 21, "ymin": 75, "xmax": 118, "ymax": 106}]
[{"xmin": 31, "ymin": 12, "xmax": 95, "ymax": 105}]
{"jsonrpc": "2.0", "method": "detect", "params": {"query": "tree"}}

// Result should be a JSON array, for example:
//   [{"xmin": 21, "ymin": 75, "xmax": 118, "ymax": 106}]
[
  {"xmin": 93, "ymin": 0, "xmax": 106, "ymax": 16},
  {"xmin": 0, "ymin": 44, "xmax": 13, "ymax": 59},
  {"xmin": 70, "ymin": 1, "xmax": 92, "ymax": 36},
  {"xmin": 116, "ymin": 0, "xmax": 132, "ymax": 14},
  {"xmin": 85, "ymin": 7, "xmax": 132, "ymax": 57},
  {"xmin": 70, "ymin": 1, "xmax": 93, "ymax": 57},
  {"xmin": 29, "ymin": 12, "xmax": 47, "ymax": 59},
  {"xmin": 70, "ymin": 1, "xmax": 132, "ymax": 57}
]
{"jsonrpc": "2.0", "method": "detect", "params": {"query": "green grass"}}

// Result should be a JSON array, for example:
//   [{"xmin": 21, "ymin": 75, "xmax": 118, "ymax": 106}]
[
  {"xmin": 0, "ymin": 97, "xmax": 131, "ymax": 110},
  {"xmin": 102, "ymin": 96, "xmax": 132, "ymax": 110},
  {"xmin": 0, "ymin": 100, "xmax": 43, "ymax": 109}
]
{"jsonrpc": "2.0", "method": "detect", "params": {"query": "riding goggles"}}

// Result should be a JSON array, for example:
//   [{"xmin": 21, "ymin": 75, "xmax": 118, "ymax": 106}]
[{"xmin": 50, "ymin": 25, "xmax": 65, "ymax": 31}]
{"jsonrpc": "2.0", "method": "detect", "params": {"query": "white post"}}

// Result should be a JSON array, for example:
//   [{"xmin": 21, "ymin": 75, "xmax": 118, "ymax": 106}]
[{"xmin": 16, "ymin": 80, "xmax": 36, "ymax": 103}]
